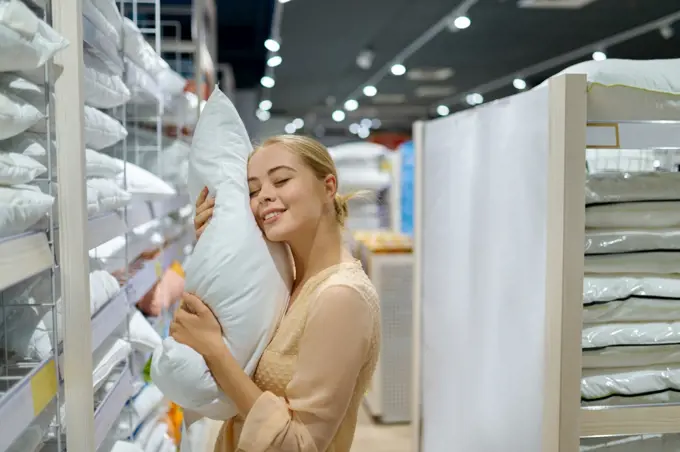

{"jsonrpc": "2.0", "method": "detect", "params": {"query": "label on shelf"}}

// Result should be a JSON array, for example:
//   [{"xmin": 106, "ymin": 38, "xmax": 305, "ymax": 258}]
[{"xmin": 30, "ymin": 360, "xmax": 57, "ymax": 416}]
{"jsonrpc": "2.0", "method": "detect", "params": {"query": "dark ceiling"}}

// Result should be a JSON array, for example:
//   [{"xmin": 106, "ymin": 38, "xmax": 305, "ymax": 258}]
[{"xmin": 262, "ymin": 0, "xmax": 680, "ymax": 132}]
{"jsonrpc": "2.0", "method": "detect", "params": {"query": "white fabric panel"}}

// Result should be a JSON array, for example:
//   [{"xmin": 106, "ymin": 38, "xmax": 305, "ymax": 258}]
[{"xmin": 421, "ymin": 88, "xmax": 549, "ymax": 451}]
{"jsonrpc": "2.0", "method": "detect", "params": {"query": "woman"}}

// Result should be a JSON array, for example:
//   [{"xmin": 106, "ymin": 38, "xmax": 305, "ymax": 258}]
[{"xmin": 170, "ymin": 135, "xmax": 381, "ymax": 452}]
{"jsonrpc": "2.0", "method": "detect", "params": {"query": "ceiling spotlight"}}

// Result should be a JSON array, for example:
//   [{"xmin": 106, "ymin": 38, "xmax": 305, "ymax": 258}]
[
  {"xmin": 349, "ymin": 123, "xmax": 360, "ymax": 134},
  {"xmin": 358, "ymin": 127, "xmax": 370, "ymax": 139},
  {"xmin": 267, "ymin": 55, "xmax": 283, "ymax": 67},
  {"xmin": 371, "ymin": 118, "xmax": 382, "ymax": 129},
  {"xmin": 391, "ymin": 63, "xmax": 407, "ymax": 76},
  {"xmin": 278, "ymin": 0, "xmax": 291, "ymax": 3},
  {"xmin": 360, "ymin": 118, "xmax": 372, "ymax": 128},
  {"xmin": 592, "ymin": 51, "xmax": 607, "ymax": 61},
  {"xmin": 363, "ymin": 85, "xmax": 378, "ymax": 97},
  {"xmin": 513, "ymin": 78, "xmax": 527, "ymax": 90},
  {"xmin": 264, "ymin": 39, "xmax": 280, "ymax": 52},
  {"xmin": 256, "ymin": 109, "xmax": 271, "ymax": 121},
  {"xmin": 660, "ymin": 24, "xmax": 675, "ymax": 40},
  {"xmin": 284, "ymin": 123, "xmax": 297, "ymax": 134},
  {"xmin": 344, "ymin": 99, "xmax": 359, "ymax": 111},
  {"xmin": 465, "ymin": 93, "xmax": 484, "ymax": 106},
  {"xmin": 356, "ymin": 49, "xmax": 375, "ymax": 70},
  {"xmin": 293, "ymin": 118, "xmax": 304, "ymax": 129},
  {"xmin": 332, "ymin": 110, "xmax": 346, "ymax": 122},
  {"xmin": 436, "ymin": 105, "xmax": 450, "ymax": 116},
  {"xmin": 453, "ymin": 15, "xmax": 471, "ymax": 30},
  {"xmin": 260, "ymin": 76, "xmax": 275, "ymax": 88},
  {"xmin": 259, "ymin": 100, "xmax": 272, "ymax": 111}
]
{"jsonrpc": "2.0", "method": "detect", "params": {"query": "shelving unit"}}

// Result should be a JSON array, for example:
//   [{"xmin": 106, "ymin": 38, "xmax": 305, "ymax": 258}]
[{"xmin": 0, "ymin": 0, "xmax": 201, "ymax": 448}]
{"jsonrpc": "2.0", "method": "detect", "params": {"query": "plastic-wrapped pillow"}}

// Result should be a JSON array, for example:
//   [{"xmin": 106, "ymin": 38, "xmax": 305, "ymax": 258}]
[
  {"xmin": 0, "ymin": 87, "xmax": 44, "ymax": 140},
  {"xmin": 0, "ymin": 151, "xmax": 46, "ymax": 185},
  {"xmin": 0, "ymin": 184, "xmax": 54, "ymax": 238},
  {"xmin": 0, "ymin": 0, "xmax": 69, "ymax": 73},
  {"xmin": 151, "ymin": 86, "xmax": 293, "ymax": 419},
  {"xmin": 83, "ymin": 50, "xmax": 130, "ymax": 108}
]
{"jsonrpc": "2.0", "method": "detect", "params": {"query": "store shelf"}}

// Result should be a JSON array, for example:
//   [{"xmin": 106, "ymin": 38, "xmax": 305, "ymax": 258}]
[
  {"xmin": 82, "ymin": 15, "xmax": 122, "ymax": 75},
  {"xmin": 150, "ymin": 194, "xmax": 191, "ymax": 219},
  {"xmin": 126, "ymin": 202, "xmax": 156, "ymax": 232},
  {"xmin": 126, "ymin": 259, "xmax": 160, "ymax": 305},
  {"xmin": 0, "ymin": 232, "xmax": 54, "ymax": 292},
  {"xmin": 94, "ymin": 365, "xmax": 134, "ymax": 450},
  {"xmin": 91, "ymin": 289, "xmax": 129, "ymax": 353},
  {"xmin": 0, "ymin": 358, "xmax": 58, "ymax": 451},
  {"xmin": 87, "ymin": 212, "xmax": 128, "ymax": 251}
]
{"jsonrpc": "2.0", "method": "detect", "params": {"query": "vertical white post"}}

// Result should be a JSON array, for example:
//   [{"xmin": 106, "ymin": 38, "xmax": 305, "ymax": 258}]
[
  {"xmin": 194, "ymin": 0, "xmax": 205, "ymax": 112},
  {"xmin": 52, "ymin": 0, "xmax": 95, "ymax": 449},
  {"xmin": 411, "ymin": 120, "xmax": 426, "ymax": 452},
  {"xmin": 542, "ymin": 74, "xmax": 587, "ymax": 452}
]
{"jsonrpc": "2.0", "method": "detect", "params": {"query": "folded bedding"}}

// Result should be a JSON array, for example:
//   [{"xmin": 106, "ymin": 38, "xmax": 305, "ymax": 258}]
[
  {"xmin": 586, "ymin": 172, "xmax": 680, "ymax": 206},
  {"xmin": 587, "ymin": 201, "xmax": 680, "ymax": 229},
  {"xmin": 151, "ymin": 87, "xmax": 293, "ymax": 419},
  {"xmin": 581, "ymin": 366, "xmax": 680, "ymax": 404},
  {"xmin": 585, "ymin": 251, "xmax": 680, "ymax": 274},
  {"xmin": 585, "ymin": 229, "xmax": 680, "ymax": 255}
]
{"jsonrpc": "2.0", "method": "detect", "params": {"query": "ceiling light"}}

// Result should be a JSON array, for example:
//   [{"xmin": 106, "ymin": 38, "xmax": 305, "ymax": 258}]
[
  {"xmin": 592, "ymin": 51, "xmax": 607, "ymax": 61},
  {"xmin": 358, "ymin": 127, "xmax": 370, "ymax": 139},
  {"xmin": 465, "ymin": 93, "xmax": 484, "ymax": 106},
  {"xmin": 332, "ymin": 110, "xmax": 346, "ymax": 122},
  {"xmin": 264, "ymin": 39, "xmax": 280, "ymax": 52},
  {"xmin": 453, "ymin": 16, "xmax": 471, "ymax": 30},
  {"xmin": 360, "ymin": 118, "xmax": 372, "ymax": 128},
  {"xmin": 660, "ymin": 24, "xmax": 675, "ymax": 40},
  {"xmin": 356, "ymin": 49, "xmax": 375, "ymax": 70},
  {"xmin": 363, "ymin": 85, "xmax": 377, "ymax": 97},
  {"xmin": 284, "ymin": 123, "xmax": 297, "ymax": 134},
  {"xmin": 256, "ymin": 109, "xmax": 271, "ymax": 121},
  {"xmin": 349, "ymin": 123, "xmax": 360, "ymax": 134},
  {"xmin": 278, "ymin": 0, "xmax": 291, "ymax": 3},
  {"xmin": 267, "ymin": 55, "xmax": 282, "ymax": 67},
  {"xmin": 436, "ymin": 105, "xmax": 450, "ymax": 116},
  {"xmin": 371, "ymin": 118, "xmax": 382, "ymax": 129},
  {"xmin": 513, "ymin": 78, "xmax": 527, "ymax": 90},
  {"xmin": 260, "ymin": 76, "xmax": 275, "ymax": 88},
  {"xmin": 344, "ymin": 99, "xmax": 359, "ymax": 111},
  {"xmin": 259, "ymin": 100, "xmax": 272, "ymax": 111},
  {"xmin": 391, "ymin": 63, "xmax": 406, "ymax": 76},
  {"xmin": 293, "ymin": 118, "xmax": 304, "ymax": 129}
]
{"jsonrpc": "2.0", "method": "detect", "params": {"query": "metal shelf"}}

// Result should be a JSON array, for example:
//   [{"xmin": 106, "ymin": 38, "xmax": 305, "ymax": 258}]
[
  {"xmin": 94, "ymin": 365, "xmax": 134, "ymax": 450},
  {"xmin": 91, "ymin": 290, "xmax": 129, "ymax": 353},
  {"xmin": 0, "ymin": 358, "xmax": 58, "ymax": 451},
  {"xmin": 0, "ymin": 232, "xmax": 54, "ymax": 292}
]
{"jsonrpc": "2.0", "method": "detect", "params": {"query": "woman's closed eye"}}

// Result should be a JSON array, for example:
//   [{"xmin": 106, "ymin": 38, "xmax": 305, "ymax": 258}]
[{"xmin": 273, "ymin": 178, "xmax": 290, "ymax": 187}]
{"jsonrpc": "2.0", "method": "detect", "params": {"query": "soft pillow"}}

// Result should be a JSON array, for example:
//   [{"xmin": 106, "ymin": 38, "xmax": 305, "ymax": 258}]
[
  {"xmin": 129, "ymin": 309, "xmax": 162, "ymax": 354},
  {"xmin": 84, "ymin": 49, "xmax": 130, "ymax": 108},
  {"xmin": 125, "ymin": 58, "xmax": 163, "ymax": 106},
  {"xmin": 83, "ymin": 106, "xmax": 128, "ymax": 150},
  {"xmin": 0, "ymin": 86, "xmax": 44, "ymax": 140},
  {"xmin": 88, "ymin": 177, "xmax": 132, "ymax": 213},
  {"xmin": 0, "ymin": 0, "xmax": 69, "ymax": 73},
  {"xmin": 85, "ymin": 148, "xmax": 124, "ymax": 179},
  {"xmin": 151, "ymin": 86, "xmax": 293, "ymax": 419},
  {"xmin": 0, "ymin": 151, "xmax": 46, "ymax": 185},
  {"xmin": 115, "ymin": 160, "xmax": 176, "ymax": 201},
  {"xmin": 0, "ymin": 184, "xmax": 54, "ymax": 238},
  {"xmin": 0, "ymin": 131, "xmax": 49, "ymax": 157}
]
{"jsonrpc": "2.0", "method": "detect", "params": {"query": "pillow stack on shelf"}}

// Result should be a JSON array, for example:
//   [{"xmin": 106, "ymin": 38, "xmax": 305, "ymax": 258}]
[
  {"xmin": 328, "ymin": 141, "xmax": 392, "ymax": 231},
  {"xmin": 581, "ymin": 171, "xmax": 680, "ymax": 406},
  {"xmin": 0, "ymin": 0, "xmax": 67, "ymax": 238}
]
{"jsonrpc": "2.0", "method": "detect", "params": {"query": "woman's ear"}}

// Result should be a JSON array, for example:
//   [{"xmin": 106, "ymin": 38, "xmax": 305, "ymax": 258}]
[{"xmin": 323, "ymin": 174, "xmax": 338, "ymax": 201}]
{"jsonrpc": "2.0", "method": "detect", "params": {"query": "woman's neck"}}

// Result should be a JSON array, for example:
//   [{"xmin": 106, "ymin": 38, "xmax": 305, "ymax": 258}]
[{"xmin": 288, "ymin": 221, "xmax": 346, "ymax": 284}]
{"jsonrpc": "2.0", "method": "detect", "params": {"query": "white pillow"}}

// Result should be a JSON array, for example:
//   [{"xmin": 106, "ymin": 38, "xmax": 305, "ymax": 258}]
[
  {"xmin": 111, "ymin": 441, "xmax": 145, "ymax": 452},
  {"xmin": 84, "ymin": 50, "xmax": 130, "ymax": 108},
  {"xmin": 0, "ymin": 131, "xmax": 49, "ymax": 157},
  {"xmin": 18, "ymin": 61, "xmax": 64, "ymax": 86},
  {"xmin": 0, "ymin": 151, "xmax": 46, "ymax": 184},
  {"xmin": 125, "ymin": 58, "xmax": 163, "ymax": 106},
  {"xmin": 85, "ymin": 148, "xmax": 124, "ymax": 179},
  {"xmin": 0, "ymin": 86, "xmax": 44, "ymax": 140},
  {"xmin": 88, "ymin": 177, "xmax": 132, "ymax": 213},
  {"xmin": 115, "ymin": 160, "xmax": 176, "ymax": 201},
  {"xmin": 0, "ymin": 184, "xmax": 54, "ymax": 237},
  {"xmin": 0, "ymin": 0, "xmax": 69, "ymax": 73},
  {"xmin": 151, "ymin": 87, "xmax": 293, "ymax": 419},
  {"xmin": 83, "ymin": 106, "xmax": 128, "ymax": 150},
  {"xmin": 129, "ymin": 309, "xmax": 162, "ymax": 354},
  {"xmin": 122, "ymin": 18, "xmax": 165, "ymax": 79}
]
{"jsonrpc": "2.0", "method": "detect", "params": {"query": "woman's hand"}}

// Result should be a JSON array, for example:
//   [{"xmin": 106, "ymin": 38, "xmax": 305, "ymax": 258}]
[
  {"xmin": 194, "ymin": 187, "xmax": 214, "ymax": 240},
  {"xmin": 170, "ymin": 292, "xmax": 226, "ymax": 358}
]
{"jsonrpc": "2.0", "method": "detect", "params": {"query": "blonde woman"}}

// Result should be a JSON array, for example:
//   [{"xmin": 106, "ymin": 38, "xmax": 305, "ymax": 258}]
[{"xmin": 170, "ymin": 135, "xmax": 381, "ymax": 452}]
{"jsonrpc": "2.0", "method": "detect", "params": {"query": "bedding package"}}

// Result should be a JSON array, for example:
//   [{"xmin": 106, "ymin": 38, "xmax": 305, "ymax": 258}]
[{"xmin": 151, "ymin": 86, "xmax": 293, "ymax": 419}]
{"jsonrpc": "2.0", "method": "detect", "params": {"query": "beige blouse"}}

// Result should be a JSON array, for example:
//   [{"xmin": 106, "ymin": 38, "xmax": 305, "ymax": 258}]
[{"xmin": 213, "ymin": 260, "xmax": 381, "ymax": 452}]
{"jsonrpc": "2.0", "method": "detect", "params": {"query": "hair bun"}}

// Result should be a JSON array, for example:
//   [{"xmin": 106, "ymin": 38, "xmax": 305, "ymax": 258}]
[{"xmin": 334, "ymin": 194, "xmax": 350, "ymax": 227}]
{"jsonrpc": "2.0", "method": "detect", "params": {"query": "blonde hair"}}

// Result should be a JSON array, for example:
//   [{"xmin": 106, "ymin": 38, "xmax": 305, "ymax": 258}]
[{"xmin": 251, "ymin": 135, "xmax": 352, "ymax": 226}]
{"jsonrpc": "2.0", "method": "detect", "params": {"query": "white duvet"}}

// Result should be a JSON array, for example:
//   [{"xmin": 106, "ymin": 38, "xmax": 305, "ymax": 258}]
[{"xmin": 151, "ymin": 87, "xmax": 293, "ymax": 419}]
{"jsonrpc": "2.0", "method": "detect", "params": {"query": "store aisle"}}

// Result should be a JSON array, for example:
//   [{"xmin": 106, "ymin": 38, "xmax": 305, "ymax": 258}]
[{"xmin": 350, "ymin": 405, "xmax": 412, "ymax": 452}]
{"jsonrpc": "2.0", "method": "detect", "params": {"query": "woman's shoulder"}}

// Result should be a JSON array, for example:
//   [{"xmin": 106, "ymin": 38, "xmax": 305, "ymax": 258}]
[{"xmin": 313, "ymin": 260, "xmax": 380, "ymax": 317}]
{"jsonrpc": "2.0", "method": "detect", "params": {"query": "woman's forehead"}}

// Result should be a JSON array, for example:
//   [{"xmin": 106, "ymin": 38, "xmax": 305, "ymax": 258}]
[{"xmin": 249, "ymin": 144, "xmax": 299, "ymax": 172}]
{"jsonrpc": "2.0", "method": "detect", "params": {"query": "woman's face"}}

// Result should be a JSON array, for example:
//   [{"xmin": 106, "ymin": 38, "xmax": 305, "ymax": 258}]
[{"xmin": 248, "ymin": 144, "xmax": 332, "ymax": 242}]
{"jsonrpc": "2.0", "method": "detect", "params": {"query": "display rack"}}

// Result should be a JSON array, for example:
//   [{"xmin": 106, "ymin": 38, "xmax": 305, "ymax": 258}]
[
  {"xmin": 0, "ymin": 0, "xmax": 196, "ymax": 448},
  {"xmin": 412, "ymin": 67, "xmax": 680, "ymax": 452}
]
